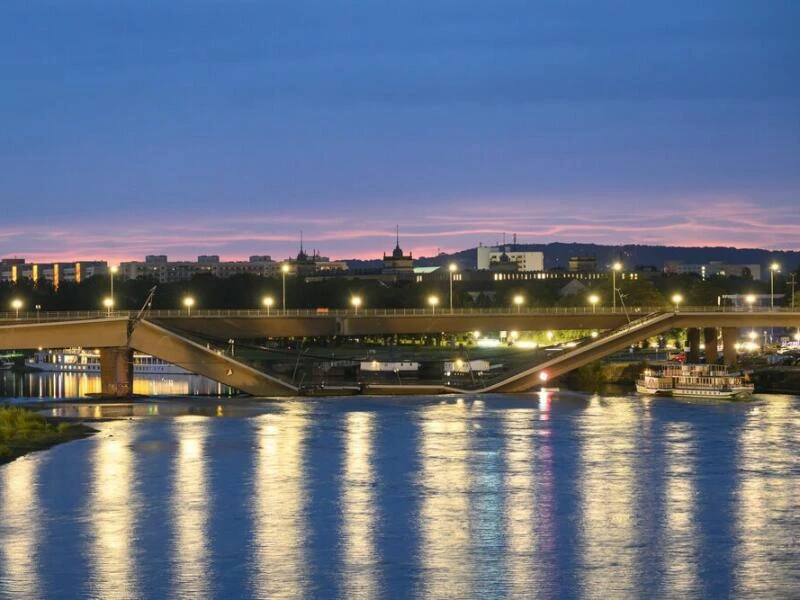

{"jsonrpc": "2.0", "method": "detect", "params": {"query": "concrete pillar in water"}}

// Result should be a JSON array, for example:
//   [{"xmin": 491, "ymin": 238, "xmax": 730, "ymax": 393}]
[
  {"xmin": 100, "ymin": 347, "xmax": 133, "ymax": 397},
  {"xmin": 704, "ymin": 328, "xmax": 718, "ymax": 364},
  {"xmin": 687, "ymin": 328, "xmax": 701, "ymax": 363},
  {"xmin": 722, "ymin": 327, "xmax": 738, "ymax": 366}
]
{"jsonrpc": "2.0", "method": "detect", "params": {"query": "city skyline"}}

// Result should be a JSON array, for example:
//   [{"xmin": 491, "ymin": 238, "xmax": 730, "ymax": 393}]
[{"xmin": 2, "ymin": 1, "xmax": 799, "ymax": 261}]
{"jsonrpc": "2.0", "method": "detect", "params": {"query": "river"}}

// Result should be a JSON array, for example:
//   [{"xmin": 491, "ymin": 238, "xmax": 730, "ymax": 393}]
[{"xmin": 0, "ymin": 388, "xmax": 798, "ymax": 599}]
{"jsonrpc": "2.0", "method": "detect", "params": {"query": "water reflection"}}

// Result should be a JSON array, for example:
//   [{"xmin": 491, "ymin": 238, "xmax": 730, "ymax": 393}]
[
  {"xmin": 418, "ymin": 401, "xmax": 474, "ymax": 599},
  {"xmin": 0, "ymin": 371, "xmax": 232, "ymax": 399},
  {"xmin": 662, "ymin": 423, "xmax": 698, "ymax": 595},
  {"xmin": 578, "ymin": 397, "xmax": 639, "ymax": 598},
  {"xmin": 251, "ymin": 407, "xmax": 309, "ymax": 598},
  {"xmin": 0, "ymin": 457, "xmax": 41, "ymax": 600},
  {"xmin": 735, "ymin": 398, "xmax": 799, "ymax": 598},
  {"xmin": 88, "ymin": 422, "xmax": 139, "ymax": 598},
  {"xmin": 503, "ymin": 409, "xmax": 538, "ymax": 596},
  {"xmin": 341, "ymin": 412, "xmax": 377, "ymax": 598},
  {"xmin": 171, "ymin": 417, "xmax": 211, "ymax": 598}
]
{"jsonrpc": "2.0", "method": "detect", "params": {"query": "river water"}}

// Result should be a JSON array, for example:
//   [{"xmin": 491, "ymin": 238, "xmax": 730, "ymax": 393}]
[{"xmin": 0, "ymin": 392, "xmax": 798, "ymax": 599}]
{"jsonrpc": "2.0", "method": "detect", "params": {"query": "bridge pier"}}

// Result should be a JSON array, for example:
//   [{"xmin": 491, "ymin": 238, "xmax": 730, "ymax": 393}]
[
  {"xmin": 722, "ymin": 327, "xmax": 738, "ymax": 366},
  {"xmin": 100, "ymin": 347, "xmax": 133, "ymax": 398},
  {"xmin": 704, "ymin": 328, "xmax": 718, "ymax": 363},
  {"xmin": 687, "ymin": 328, "xmax": 701, "ymax": 363}
]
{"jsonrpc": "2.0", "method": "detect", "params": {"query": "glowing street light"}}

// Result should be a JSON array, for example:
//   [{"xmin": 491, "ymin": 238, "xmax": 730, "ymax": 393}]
[
  {"xmin": 671, "ymin": 293, "xmax": 683, "ymax": 312},
  {"xmin": 351, "ymin": 295, "xmax": 362, "ymax": 315},
  {"xmin": 109, "ymin": 265, "xmax": 118, "ymax": 308},
  {"xmin": 745, "ymin": 294, "xmax": 756, "ymax": 312},
  {"xmin": 281, "ymin": 263, "xmax": 291, "ymax": 311},
  {"xmin": 588, "ymin": 294, "xmax": 599, "ymax": 313},
  {"xmin": 10, "ymin": 298, "xmax": 22, "ymax": 318},
  {"xmin": 103, "ymin": 297, "xmax": 114, "ymax": 316},
  {"xmin": 448, "ymin": 263, "xmax": 458, "ymax": 313},
  {"xmin": 770, "ymin": 262, "xmax": 780, "ymax": 310},
  {"xmin": 428, "ymin": 295, "xmax": 439, "ymax": 314},
  {"xmin": 511, "ymin": 294, "xmax": 524, "ymax": 313},
  {"xmin": 612, "ymin": 262, "xmax": 622, "ymax": 311},
  {"xmin": 183, "ymin": 296, "xmax": 195, "ymax": 316},
  {"xmin": 262, "ymin": 296, "xmax": 274, "ymax": 316}
]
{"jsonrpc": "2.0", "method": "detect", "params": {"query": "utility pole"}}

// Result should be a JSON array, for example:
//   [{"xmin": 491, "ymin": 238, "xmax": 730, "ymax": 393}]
[{"xmin": 790, "ymin": 273, "xmax": 797, "ymax": 309}]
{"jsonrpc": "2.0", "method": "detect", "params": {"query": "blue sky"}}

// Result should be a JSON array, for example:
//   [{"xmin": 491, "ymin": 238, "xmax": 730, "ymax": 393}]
[{"xmin": 1, "ymin": 1, "xmax": 799, "ymax": 261}]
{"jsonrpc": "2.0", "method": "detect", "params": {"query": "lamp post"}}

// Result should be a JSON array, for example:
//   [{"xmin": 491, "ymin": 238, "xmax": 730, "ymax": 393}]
[
  {"xmin": 183, "ymin": 296, "xmax": 194, "ymax": 316},
  {"xmin": 428, "ymin": 295, "xmax": 439, "ymax": 314},
  {"xmin": 110, "ymin": 265, "xmax": 118, "ymax": 308},
  {"xmin": 448, "ymin": 263, "xmax": 457, "ymax": 313},
  {"xmin": 103, "ymin": 297, "xmax": 114, "ymax": 317},
  {"xmin": 351, "ymin": 295, "xmax": 362, "ymax": 315},
  {"xmin": 35, "ymin": 304, "xmax": 41, "ymax": 322},
  {"xmin": 612, "ymin": 262, "xmax": 622, "ymax": 311},
  {"xmin": 588, "ymin": 294, "xmax": 599, "ymax": 313},
  {"xmin": 281, "ymin": 264, "xmax": 290, "ymax": 311},
  {"xmin": 671, "ymin": 293, "xmax": 683, "ymax": 313},
  {"xmin": 263, "ymin": 296, "xmax": 274, "ymax": 316},
  {"xmin": 11, "ymin": 298, "xmax": 22, "ymax": 318},
  {"xmin": 513, "ymin": 294, "xmax": 524, "ymax": 313},
  {"xmin": 770, "ymin": 262, "xmax": 780, "ymax": 310},
  {"xmin": 745, "ymin": 294, "xmax": 756, "ymax": 312}
]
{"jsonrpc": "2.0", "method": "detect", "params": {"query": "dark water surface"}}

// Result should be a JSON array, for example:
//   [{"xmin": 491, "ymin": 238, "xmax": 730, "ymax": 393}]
[{"xmin": 1, "ymin": 393, "xmax": 798, "ymax": 599}]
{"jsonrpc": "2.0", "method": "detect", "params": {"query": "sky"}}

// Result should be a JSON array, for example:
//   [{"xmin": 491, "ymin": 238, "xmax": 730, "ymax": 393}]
[{"xmin": 1, "ymin": 0, "xmax": 799, "ymax": 262}]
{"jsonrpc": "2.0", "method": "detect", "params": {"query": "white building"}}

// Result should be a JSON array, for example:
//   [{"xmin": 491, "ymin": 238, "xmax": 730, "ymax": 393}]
[
  {"xmin": 476, "ymin": 245, "xmax": 544, "ymax": 271},
  {"xmin": 119, "ymin": 255, "xmax": 277, "ymax": 283}
]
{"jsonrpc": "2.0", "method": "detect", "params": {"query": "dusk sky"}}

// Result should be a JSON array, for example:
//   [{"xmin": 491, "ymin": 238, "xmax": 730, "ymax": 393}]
[{"xmin": 2, "ymin": 1, "xmax": 799, "ymax": 262}]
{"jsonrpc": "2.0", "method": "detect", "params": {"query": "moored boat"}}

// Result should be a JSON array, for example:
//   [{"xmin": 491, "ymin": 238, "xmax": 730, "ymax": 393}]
[
  {"xmin": 636, "ymin": 363, "xmax": 753, "ymax": 399},
  {"xmin": 26, "ymin": 348, "xmax": 190, "ymax": 375}
]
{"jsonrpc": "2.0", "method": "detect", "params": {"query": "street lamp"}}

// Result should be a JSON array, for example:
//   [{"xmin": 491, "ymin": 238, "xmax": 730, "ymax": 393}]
[
  {"xmin": 671, "ymin": 293, "xmax": 683, "ymax": 312},
  {"xmin": 513, "ymin": 294, "xmax": 524, "ymax": 313},
  {"xmin": 770, "ymin": 262, "xmax": 780, "ymax": 310},
  {"xmin": 110, "ymin": 265, "xmax": 118, "ymax": 308},
  {"xmin": 11, "ymin": 298, "xmax": 22, "ymax": 318},
  {"xmin": 351, "ymin": 295, "xmax": 362, "ymax": 315},
  {"xmin": 428, "ymin": 295, "xmax": 439, "ymax": 314},
  {"xmin": 745, "ymin": 294, "xmax": 756, "ymax": 312},
  {"xmin": 35, "ymin": 304, "xmax": 41, "ymax": 322},
  {"xmin": 183, "ymin": 296, "xmax": 195, "ymax": 316},
  {"xmin": 588, "ymin": 294, "xmax": 599, "ymax": 313},
  {"xmin": 448, "ymin": 263, "xmax": 457, "ymax": 313},
  {"xmin": 281, "ymin": 264, "xmax": 290, "ymax": 311},
  {"xmin": 262, "ymin": 296, "xmax": 274, "ymax": 316},
  {"xmin": 103, "ymin": 297, "xmax": 114, "ymax": 316},
  {"xmin": 612, "ymin": 262, "xmax": 622, "ymax": 311}
]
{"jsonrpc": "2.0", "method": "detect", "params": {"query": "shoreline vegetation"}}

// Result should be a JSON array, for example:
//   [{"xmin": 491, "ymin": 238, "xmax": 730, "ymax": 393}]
[{"xmin": 0, "ymin": 406, "xmax": 96, "ymax": 465}]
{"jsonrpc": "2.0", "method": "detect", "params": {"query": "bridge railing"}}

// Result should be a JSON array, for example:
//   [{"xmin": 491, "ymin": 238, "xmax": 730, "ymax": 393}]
[{"xmin": 1, "ymin": 305, "xmax": 799, "ymax": 321}]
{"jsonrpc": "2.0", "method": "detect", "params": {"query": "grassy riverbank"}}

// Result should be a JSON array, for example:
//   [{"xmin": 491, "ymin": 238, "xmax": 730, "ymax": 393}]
[{"xmin": 0, "ymin": 407, "xmax": 95, "ymax": 465}]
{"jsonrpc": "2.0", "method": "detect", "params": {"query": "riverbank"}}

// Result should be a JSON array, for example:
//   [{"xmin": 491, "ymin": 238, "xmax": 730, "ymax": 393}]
[{"xmin": 0, "ymin": 406, "xmax": 96, "ymax": 465}]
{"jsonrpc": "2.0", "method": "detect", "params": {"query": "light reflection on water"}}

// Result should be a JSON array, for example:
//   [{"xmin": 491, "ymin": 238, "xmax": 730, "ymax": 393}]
[
  {"xmin": 88, "ymin": 422, "xmax": 139, "ymax": 599},
  {"xmin": 340, "ymin": 411, "xmax": 378, "ymax": 599},
  {"xmin": 171, "ymin": 418, "xmax": 211, "ymax": 598},
  {"xmin": 250, "ymin": 408, "xmax": 309, "ymax": 599},
  {"xmin": 0, "ymin": 394, "xmax": 797, "ymax": 599},
  {"xmin": 0, "ymin": 371, "xmax": 233, "ymax": 400},
  {"xmin": 0, "ymin": 457, "xmax": 41, "ymax": 600}
]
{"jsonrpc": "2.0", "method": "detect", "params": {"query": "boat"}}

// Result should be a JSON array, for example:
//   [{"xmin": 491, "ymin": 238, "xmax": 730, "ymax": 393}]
[
  {"xmin": 0, "ymin": 358, "xmax": 14, "ymax": 371},
  {"xmin": 636, "ymin": 363, "xmax": 754, "ymax": 399},
  {"xmin": 26, "ymin": 348, "xmax": 190, "ymax": 375}
]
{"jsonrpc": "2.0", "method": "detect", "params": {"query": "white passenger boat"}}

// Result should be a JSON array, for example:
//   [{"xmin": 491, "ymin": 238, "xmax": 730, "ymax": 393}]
[
  {"xmin": 636, "ymin": 363, "xmax": 753, "ymax": 399},
  {"xmin": 26, "ymin": 349, "xmax": 190, "ymax": 375}
]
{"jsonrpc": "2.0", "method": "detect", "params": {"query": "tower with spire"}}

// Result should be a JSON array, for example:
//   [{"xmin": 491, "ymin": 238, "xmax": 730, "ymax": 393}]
[{"xmin": 382, "ymin": 225, "xmax": 414, "ymax": 277}]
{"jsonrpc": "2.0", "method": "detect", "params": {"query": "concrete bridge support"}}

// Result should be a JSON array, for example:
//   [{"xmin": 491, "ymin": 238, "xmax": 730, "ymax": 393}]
[
  {"xmin": 687, "ymin": 328, "xmax": 701, "ymax": 363},
  {"xmin": 722, "ymin": 327, "xmax": 738, "ymax": 366},
  {"xmin": 704, "ymin": 328, "xmax": 718, "ymax": 364},
  {"xmin": 100, "ymin": 347, "xmax": 133, "ymax": 398}
]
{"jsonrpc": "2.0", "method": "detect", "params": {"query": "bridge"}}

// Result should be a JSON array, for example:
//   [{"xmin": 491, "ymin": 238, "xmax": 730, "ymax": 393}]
[{"xmin": 1, "ymin": 307, "xmax": 799, "ymax": 397}]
